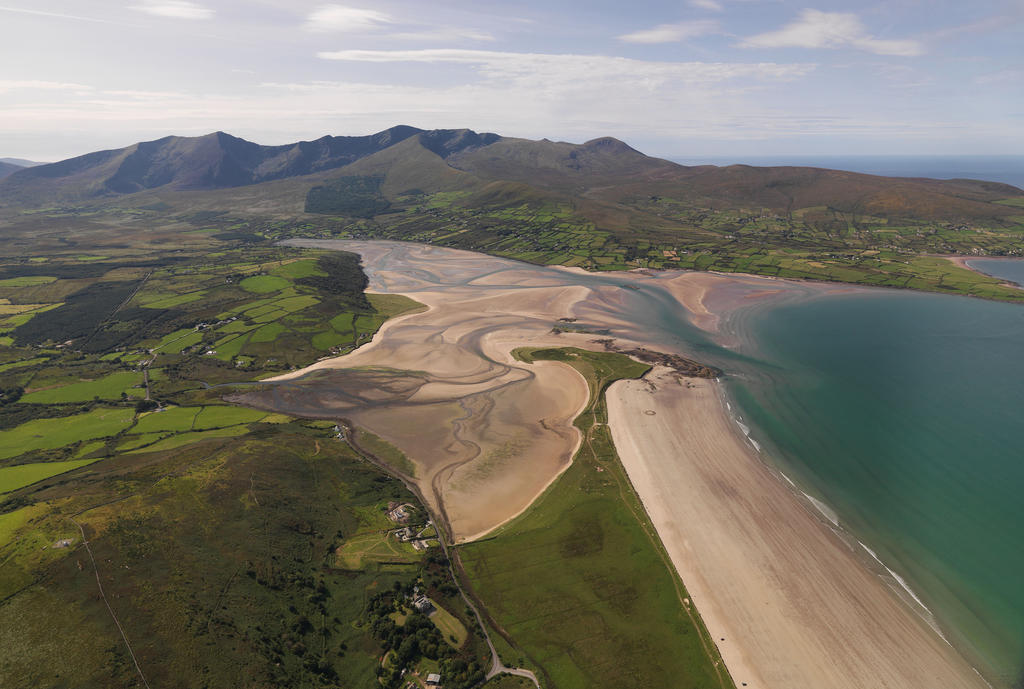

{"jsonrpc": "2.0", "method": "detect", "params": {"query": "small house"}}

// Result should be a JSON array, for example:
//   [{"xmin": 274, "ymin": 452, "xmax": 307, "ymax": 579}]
[{"xmin": 426, "ymin": 673, "xmax": 441, "ymax": 687}]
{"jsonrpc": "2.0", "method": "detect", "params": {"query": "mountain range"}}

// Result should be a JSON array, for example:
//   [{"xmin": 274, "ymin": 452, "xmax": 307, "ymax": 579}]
[{"xmin": 1, "ymin": 126, "xmax": 1020, "ymax": 225}]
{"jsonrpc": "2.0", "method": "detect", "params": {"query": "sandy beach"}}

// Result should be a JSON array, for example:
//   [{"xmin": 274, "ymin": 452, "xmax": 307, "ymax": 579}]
[
  {"xmin": 606, "ymin": 368, "xmax": 988, "ymax": 689},
  {"xmin": 254, "ymin": 239, "xmax": 990, "ymax": 688}
]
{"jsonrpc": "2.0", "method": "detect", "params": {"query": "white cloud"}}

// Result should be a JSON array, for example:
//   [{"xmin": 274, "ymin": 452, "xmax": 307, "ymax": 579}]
[
  {"xmin": 618, "ymin": 20, "xmax": 718, "ymax": 44},
  {"xmin": 690, "ymin": 0, "xmax": 723, "ymax": 11},
  {"xmin": 304, "ymin": 5, "xmax": 392, "ymax": 32},
  {"xmin": 131, "ymin": 1, "xmax": 213, "ymax": 20},
  {"xmin": 740, "ymin": 9, "xmax": 923, "ymax": 56}
]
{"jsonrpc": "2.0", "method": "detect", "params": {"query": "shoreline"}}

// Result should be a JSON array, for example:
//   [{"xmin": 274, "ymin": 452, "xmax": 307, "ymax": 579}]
[
  {"xmin": 606, "ymin": 368, "xmax": 988, "ymax": 689},
  {"xmin": 268, "ymin": 240, "xmax": 998, "ymax": 686}
]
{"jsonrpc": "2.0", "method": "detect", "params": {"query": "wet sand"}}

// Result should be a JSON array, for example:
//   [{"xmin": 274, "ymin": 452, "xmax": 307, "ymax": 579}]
[
  {"xmin": 249, "ymin": 239, "xmax": 987, "ymax": 688},
  {"xmin": 607, "ymin": 369, "xmax": 987, "ymax": 689}
]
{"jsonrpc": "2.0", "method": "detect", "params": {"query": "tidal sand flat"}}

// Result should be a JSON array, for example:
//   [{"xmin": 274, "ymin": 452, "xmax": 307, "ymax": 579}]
[
  {"xmin": 607, "ymin": 369, "xmax": 987, "ymax": 689},
  {"xmin": 239, "ymin": 240, "xmax": 1000, "ymax": 687},
  {"xmin": 246, "ymin": 242, "xmax": 636, "ymax": 541}
]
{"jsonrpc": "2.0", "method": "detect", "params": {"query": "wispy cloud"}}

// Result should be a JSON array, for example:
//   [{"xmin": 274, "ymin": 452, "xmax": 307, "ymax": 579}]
[
  {"xmin": 132, "ymin": 1, "xmax": 214, "ymax": 20},
  {"xmin": 740, "ymin": 10, "xmax": 923, "ymax": 57},
  {"xmin": 690, "ymin": 0, "xmax": 723, "ymax": 11},
  {"xmin": 0, "ymin": 5, "xmax": 125, "ymax": 25},
  {"xmin": 302, "ymin": 4, "xmax": 492, "ymax": 41},
  {"xmin": 618, "ymin": 20, "xmax": 719, "ymax": 44},
  {"xmin": 316, "ymin": 49, "xmax": 812, "ymax": 87},
  {"xmin": 388, "ymin": 28, "xmax": 494, "ymax": 42},
  {"xmin": 304, "ymin": 4, "xmax": 391, "ymax": 32},
  {"xmin": 975, "ymin": 69, "xmax": 1023, "ymax": 85}
]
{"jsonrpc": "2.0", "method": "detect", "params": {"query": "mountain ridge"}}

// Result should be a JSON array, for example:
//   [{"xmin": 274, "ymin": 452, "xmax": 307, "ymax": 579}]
[{"xmin": 1, "ymin": 126, "xmax": 1021, "ymax": 228}]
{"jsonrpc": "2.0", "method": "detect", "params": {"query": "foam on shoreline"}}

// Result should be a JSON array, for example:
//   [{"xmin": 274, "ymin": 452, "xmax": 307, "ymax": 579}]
[{"xmin": 607, "ymin": 368, "xmax": 988, "ymax": 689}]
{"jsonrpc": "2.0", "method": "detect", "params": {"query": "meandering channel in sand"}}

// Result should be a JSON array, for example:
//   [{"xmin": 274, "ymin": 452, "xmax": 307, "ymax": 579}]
[{"xmin": 239, "ymin": 239, "xmax": 985, "ymax": 689}]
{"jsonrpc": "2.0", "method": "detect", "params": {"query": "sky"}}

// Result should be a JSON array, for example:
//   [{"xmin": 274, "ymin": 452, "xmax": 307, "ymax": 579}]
[{"xmin": 1, "ymin": 0, "xmax": 1022, "ymax": 161}]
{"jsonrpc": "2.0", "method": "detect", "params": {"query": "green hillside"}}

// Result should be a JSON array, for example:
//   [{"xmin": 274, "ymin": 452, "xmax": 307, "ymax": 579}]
[{"xmin": 2, "ymin": 127, "xmax": 1022, "ymax": 302}]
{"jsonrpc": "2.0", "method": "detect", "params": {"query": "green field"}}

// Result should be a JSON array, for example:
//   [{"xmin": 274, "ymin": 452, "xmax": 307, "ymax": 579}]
[
  {"xmin": 0, "ymin": 276, "xmax": 56, "ymax": 288},
  {"xmin": 459, "ymin": 348, "xmax": 732, "ymax": 689},
  {"xmin": 126, "ymin": 425, "xmax": 251, "ymax": 453},
  {"xmin": 0, "ymin": 459, "xmax": 97, "ymax": 493},
  {"xmin": 0, "ymin": 356, "xmax": 49, "ymax": 373},
  {"xmin": 0, "ymin": 503, "xmax": 47, "ymax": 546},
  {"xmin": 0, "ymin": 407, "xmax": 135, "ymax": 460},
  {"xmin": 21, "ymin": 370, "xmax": 144, "ymax": 404},
  {"xmin": 335, "ymin": 529, "xmax": 420, "ymax": 569},
  {"xmin": 0, "ymin": 427, "xmax": 446, "ymax": 688},
  {"xmin": 270, "ymin": 259, "xmax": 325, "ymax": 279},
  {"xmin": 430, "ymin": 600, "xmax": 469, "ymax": 648},
  {"xmin": 131, "ymin": 406, "xmax": 200, "ymax": 434},
  {"xmin": 240, "ymin": 274, "xmax": 290, "ymax": 293}
]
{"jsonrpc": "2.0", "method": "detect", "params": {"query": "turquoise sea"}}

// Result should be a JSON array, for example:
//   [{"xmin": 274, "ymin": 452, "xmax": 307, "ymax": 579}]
[
  {"xmin": 720, "ymin": 284, "xmax": 1024, "ymax": 687},
  {"xmin": 294, "ymin": 238, "xmax": 1024, "ymax": 686}
]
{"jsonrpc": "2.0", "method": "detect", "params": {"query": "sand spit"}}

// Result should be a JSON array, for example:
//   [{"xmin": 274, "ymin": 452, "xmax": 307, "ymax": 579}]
[
  {"xmin": 607, "ymin": 369, "xmax": 988, "ymax": 689},
  {"xmin": 261, "ymin": 239, "xmax": 986, "ymax": 688}
]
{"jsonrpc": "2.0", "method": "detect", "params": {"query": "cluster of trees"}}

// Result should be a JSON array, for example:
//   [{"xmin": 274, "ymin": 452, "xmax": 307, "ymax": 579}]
[
  {"xmin": 305, "ymin": 175, "xmax": 391, "ymax": 219},
  {"xmin": 0, "ymin": 386, "xmax": 23, "ymax": 406},
  {"xmin": 296, "ymin": 252, "xmax": 372, "ymax": 311},
  {"xmin": 366, "ymin": 582, "xmax": 485, "ymax": 689}
]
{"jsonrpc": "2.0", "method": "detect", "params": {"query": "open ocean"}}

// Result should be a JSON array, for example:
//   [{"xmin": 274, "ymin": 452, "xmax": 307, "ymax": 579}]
[
  {"xmin": 719, "ymin": 287, "xmax": 1024, "ymax": 687},
  {"xmin": 659, "ymin": 156, "xmax": 1024, "ymax": 684}
]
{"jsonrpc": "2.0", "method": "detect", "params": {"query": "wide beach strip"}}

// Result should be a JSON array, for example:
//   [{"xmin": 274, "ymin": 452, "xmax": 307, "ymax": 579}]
[{"xmin": 606, "ymin": 368, "xmax": 987, "ymax": 689}]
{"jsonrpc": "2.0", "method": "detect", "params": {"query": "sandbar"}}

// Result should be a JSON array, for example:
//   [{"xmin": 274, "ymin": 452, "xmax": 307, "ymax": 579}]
[{"xmin": 606, "ymin": 368, "xmax": 988, "ymax": 689}]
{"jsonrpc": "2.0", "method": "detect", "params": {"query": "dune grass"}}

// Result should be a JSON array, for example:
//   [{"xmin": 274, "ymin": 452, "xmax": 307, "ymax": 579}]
[
  {"xmin": 458, "ymin": 348, "xmax": 733, "ymax": 689},
  {"xmin": 353, "ymin": 428, "xmax": 417, "ymax": 477}
]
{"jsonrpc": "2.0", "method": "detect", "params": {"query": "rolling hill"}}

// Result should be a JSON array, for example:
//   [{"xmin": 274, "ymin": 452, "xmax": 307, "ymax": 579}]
[
  {"xmin": 0, "ymin": 162, "xmax": 21, "ymax": 180},
  {"xmin": 1, "ymin": 126, "xmax": 1023, "ymax": 300}
]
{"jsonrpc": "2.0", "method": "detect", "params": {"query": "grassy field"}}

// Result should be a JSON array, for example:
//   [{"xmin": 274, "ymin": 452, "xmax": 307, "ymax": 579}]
[
  {"xmin": 0, "ymin": 243, "xmax": 477, "ymax": 688},
  {"xmin": 131, "ymin": 406, "xmax": 200, "ymax": 433},
  {"xmin": 325, "ymin": 190, "xmax": 1024, "ymax": 303},
  {"xmin": 0, "ymin": 407, "xmax": 135, "ymax": 460},
  {"xmin": 430, "ymin": 600, "xmax": 469, "ymax": 648},
  {"xmin": 21, "ymin": 370, "xmax": 144, "ymax": 403},
  {"xmin": 0, "ymin": 426, "xmax": 428, "ymax": 688},
  {"xmin": 0, "ymin": 459, "xmax": 97, "ymax": 493},
  {"xmin": 458, "ymin": 348, "xmax": 734, "ymax": 689},
  {"xmin": 124, "ymin": 425, "xmax": 251, "ymax": 453}
]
